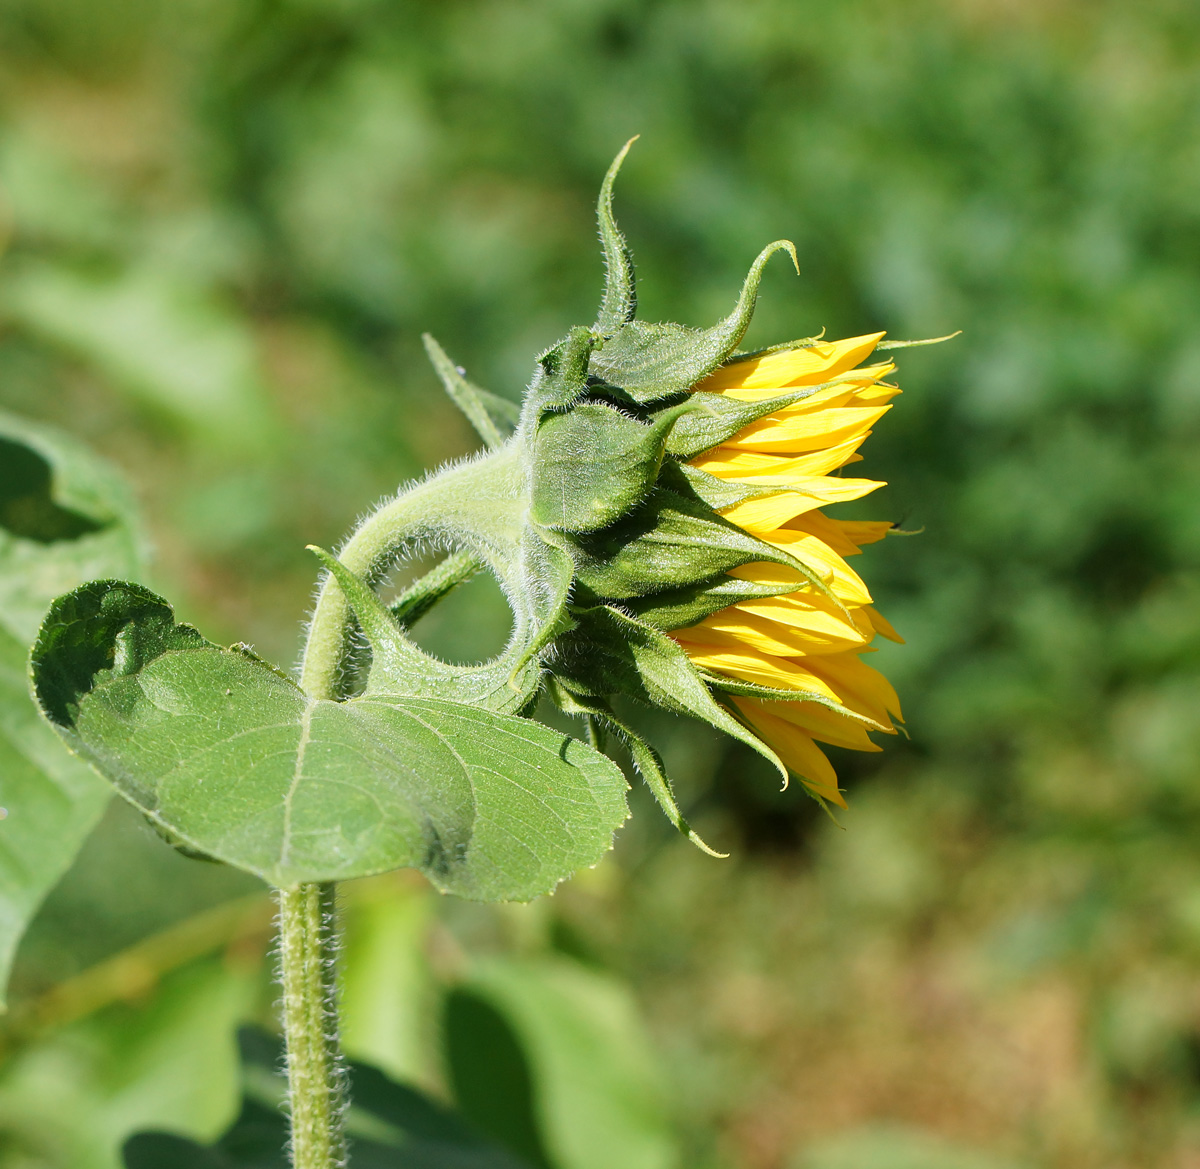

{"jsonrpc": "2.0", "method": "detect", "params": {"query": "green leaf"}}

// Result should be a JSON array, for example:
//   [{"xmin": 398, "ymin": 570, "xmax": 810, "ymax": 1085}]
[
  {"xmin": 423, "ymin": 334, "xmax": 519, "ymax": 451},
  {"xmin": 0, "ymin": 411, "xmax": 145, "ymax": 1007},
  {"xmin": 593, "ymin": 138, "xmax": 639, "ymax": 336},
  {"xmin": 567, "ymin": 485, "xmax": 823, "ymax": 600},
  {"xmin": 32, "ymin": 581, "xmax": 629, "ymax": 897},
  {"xmin": 125, "ymin": 1027, "xmax": 537, "ymax": 1168},
  {"xmin": 0, "ymin": 409, "xmax": 144, "ymax": 645},
  {"xmin": 529, "ymin": 401, "xmax": 685, "ymax": 533},
  {"xmin": 4, "ymin": 263, "xmax": 276, "ymax": 451},
  {"xmin": 458, "ymin": 957, "xmax": 680, "ymax": 1169},
  {"xmin": 587, "ymin": 240, "xmax": 798, "ymax": 404},
  {"xmin": 0, "ymin": 627, "xmax": 111, "ymax": 1006}
]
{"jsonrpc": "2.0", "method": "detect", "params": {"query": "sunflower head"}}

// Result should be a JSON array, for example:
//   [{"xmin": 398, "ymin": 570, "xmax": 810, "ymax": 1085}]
[{"xmin": 329, "ymin": 141, "xmax": 923, "ymax": 849}]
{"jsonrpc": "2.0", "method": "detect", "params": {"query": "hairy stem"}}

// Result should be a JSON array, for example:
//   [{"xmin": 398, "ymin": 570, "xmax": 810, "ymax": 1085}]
[{"xmin": 277, "ymin": 882, "xmax": 345, "ymax": 1169}]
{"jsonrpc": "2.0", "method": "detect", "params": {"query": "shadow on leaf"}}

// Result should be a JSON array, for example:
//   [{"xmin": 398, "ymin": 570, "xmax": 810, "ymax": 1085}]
[{"xmin": 0, "ymin": 437, "xmax": 104, "ymax": 543}]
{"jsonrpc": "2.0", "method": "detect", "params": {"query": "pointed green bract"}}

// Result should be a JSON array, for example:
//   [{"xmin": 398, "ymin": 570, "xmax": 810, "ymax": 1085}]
[
  {"xmin": 530, "ymin": 401, "xmax": 687, "ymax": 533},
  {"xmin": 587, "ymin": 240, "xmax": 798, "ymax": 404},
  {"xmin": 423, "ymin": 334, "xmax": 519, "ymax": 451},
  {"xmin": 31, "ymin": 581, "xmax": 629, "ymax": 897},
  {"xmin": 671, "ymin": 462, "xmax": 789, "ymax": 511},
  {"xmin": 656, "ymin": 383, "xmax": 826, "ymax": 460},
  {"xmin": 526, "ymin": 326, "xmax": 598, "ymax": 416},
  {"xmin": 625, "ymin": 573, "xmax": 799, "ymax": 631},
  {"xmin": 567, "ymin": 485, "xmax": 825, "ymax": 601},
  {"xmin": 593, "ymin": 138, "xmax": 639, "ymax": 336},
  {"xmin": 694, "ymin": 668, "xmax": 892, "ymax": 726},
  {"xmin": 547, "ymin": 678, "xmax": 724, "ymax": 858},
  {"xmin": 554, "ymin": 605, "xmax": 787, "ymax": 787}
]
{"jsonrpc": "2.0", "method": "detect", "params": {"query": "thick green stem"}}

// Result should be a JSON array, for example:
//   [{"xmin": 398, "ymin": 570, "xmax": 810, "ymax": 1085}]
[{"xmin": 277, "ymin": 882, "xmax": 346, "ymax": 1169}]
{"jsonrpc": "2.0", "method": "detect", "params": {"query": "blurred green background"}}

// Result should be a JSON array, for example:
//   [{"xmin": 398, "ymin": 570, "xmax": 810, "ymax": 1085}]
[{"xmin": 2, "ymin": 0, "xmax": 1200, "ymax": 1166}]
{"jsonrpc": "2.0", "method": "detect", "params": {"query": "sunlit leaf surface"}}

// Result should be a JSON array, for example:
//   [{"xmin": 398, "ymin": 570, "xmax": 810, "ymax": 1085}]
[{"xmin": 32, "ymin": 582, "xmax": 629, "ymax": 897}]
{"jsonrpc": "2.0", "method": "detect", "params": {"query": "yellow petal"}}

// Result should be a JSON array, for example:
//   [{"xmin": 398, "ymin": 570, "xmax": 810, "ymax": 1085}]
[
  {"xmin": 697, "ymin": 363, "xmax": 895, "ymax": 404},
  {"xmin": 802, "ymin": 652, "xmax": 903, "ymax": 726},
  {"xmin": 784, "ymin": 510, "xmax": 863, "ymax": 558},
  {"xmin": 733, "ymin": 696, "xmax": 885, "ymax": 750},
  {"xmin": 758, "ymin": 529, "xmax": 872, "ymax": 605},
  {"xmin": 836, "ymin": 519, "xmax": 894, "ymax": 548},
  {"xmin": 720, "ymin": 478, "xmax": 886, "ymax": 532},
  {"xmin": 688, "ymin": 607, "xmax": 860, "ymax": 658},
  {"xmin": 722, "ymin": 403, "xmax": 892, "ymax": 455},
  {"xmin": 733, "ymin": 703, "xmax": 845, "ymax": 805},
  {"xmin": 851, "ymin": 381, "xmax": 901, "ymax": 407},
  {"xmin": 864, "ymin": 605, "xmax": 904, "ymax": 643},
  {"xmin": 726, "ymin": 590, "xmax": 869, "ymax": 652},
  {"xmin": 672, "ymin": 640, "xmax": 841, "ymax": 700},
  {"xmin": 695, "ymin": 333, "xmax": 885, "ymax": 393},
  {"xmin": 690, "ymin": 432, "xmax": 870, "ymax": 480}
]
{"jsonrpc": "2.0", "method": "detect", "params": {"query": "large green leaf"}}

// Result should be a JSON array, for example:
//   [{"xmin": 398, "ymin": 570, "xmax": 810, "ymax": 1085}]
[
  {"xmin": 31, "ymin": 581, "xmax": 629, "ymax": 897},
  {"xmin": 0, "ymin": 411, "xmax": 144, "ymax": 1006},
  {"xmin": 455, "ymin": 958, "xmax": 679, "ymax": 1169},
  {"xmin": 4, "ymin": 263, "xmax": 277, "ymax": 451},
  {"xmin": 0, "ymin": 410, "xmax": 144, "ymax": 645},
  {"xmin": 0, "ymin": 627, "xmax": 114, "ymax": 1006}
]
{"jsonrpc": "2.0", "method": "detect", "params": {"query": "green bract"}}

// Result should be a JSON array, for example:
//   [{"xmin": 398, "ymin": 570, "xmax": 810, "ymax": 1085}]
[{"xmin": 30, "ymin": 140, "xmax": 814, "ymax": 890}]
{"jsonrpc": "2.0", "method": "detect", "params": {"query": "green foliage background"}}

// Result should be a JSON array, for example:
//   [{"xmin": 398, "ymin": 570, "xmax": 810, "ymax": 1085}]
[{"xmin": 1, "ymin": 1, "xmax": 1199, "ymax": 1166}]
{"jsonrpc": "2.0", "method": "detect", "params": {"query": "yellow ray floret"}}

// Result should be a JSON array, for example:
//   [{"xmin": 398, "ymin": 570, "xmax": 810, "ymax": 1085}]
[
  {"xmin": 721, "ymin": 402, "xmax": 892, "ymax": 455},
  {"xmin": 730, "ymin": 702, "xmax": 845, "ymax": 806},
  {"xmin": 670, "ymin": 329, "xmax": 905, "ymax": 805},
  {"xmin": 695, "ymin": 333, "xmax": 886, "ymax": 393},
  {"xmin": 690, "ymin": 432, "xmax": 871, "ymax": 481},
  {"xmin": 719, "ymin": 476, "xmax": 885, "ymax": 531}
]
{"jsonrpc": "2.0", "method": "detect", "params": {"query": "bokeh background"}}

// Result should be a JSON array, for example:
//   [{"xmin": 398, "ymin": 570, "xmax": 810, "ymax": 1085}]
[{"xmin": 3, "ymin": 1, "xmax": 1200, "ymax": 1166}]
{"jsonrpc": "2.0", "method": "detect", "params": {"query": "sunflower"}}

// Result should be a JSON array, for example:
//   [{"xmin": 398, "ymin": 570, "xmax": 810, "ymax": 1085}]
[{"xmin": 668, "ymin": 331, "xmax": 904, "ymax": 808}]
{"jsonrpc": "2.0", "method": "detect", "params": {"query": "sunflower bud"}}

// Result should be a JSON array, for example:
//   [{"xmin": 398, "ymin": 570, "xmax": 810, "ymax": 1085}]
[{"xmin": 318, "ymin": 140, "xmax": 934, "ymax": 848}]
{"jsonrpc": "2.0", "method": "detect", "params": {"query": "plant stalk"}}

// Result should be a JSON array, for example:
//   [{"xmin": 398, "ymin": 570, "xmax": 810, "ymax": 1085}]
[{"xmin": 277, "ymin": 882, "xmax": 346, "ymax": 1169}]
